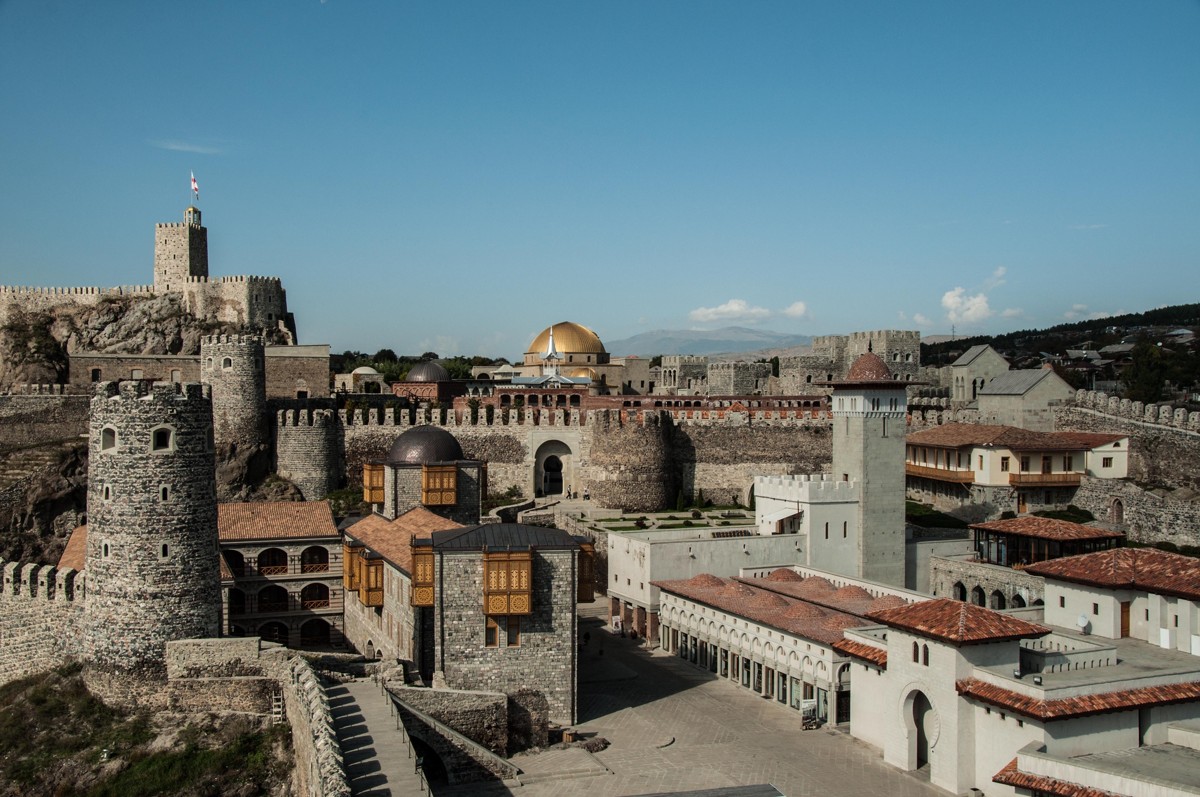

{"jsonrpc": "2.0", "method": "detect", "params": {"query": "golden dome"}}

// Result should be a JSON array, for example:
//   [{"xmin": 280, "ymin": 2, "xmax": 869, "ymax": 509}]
[
  {"xmin": 563, "ymin": 367, "xmax": 599, "ymax": 380},
  {"xmin": 526, "ymin": 322, "xmax": 607, "ymax": 356}
]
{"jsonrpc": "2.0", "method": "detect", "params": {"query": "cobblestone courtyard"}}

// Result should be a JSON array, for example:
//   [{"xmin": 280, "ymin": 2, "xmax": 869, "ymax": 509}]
[{"xmin": 441, "ymin": 599, "xmax": 947, "ymax": 797}]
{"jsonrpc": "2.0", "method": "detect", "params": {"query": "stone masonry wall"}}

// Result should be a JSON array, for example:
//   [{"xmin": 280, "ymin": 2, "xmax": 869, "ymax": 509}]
[
  {"xmin": 436, "ymin": 548, "xmax": 576, "ymax": 724},
  {"xmin": 1072, "ymin": 477, "xmax": 1200, "ymax": 548},
  {"xmin": 0, "ymin": 561, "xmax": 83, "ymax": 688},
  {"xmin": 392, "ymin": 686, "xmax": 508, "ymax": 756},
  {"xmin": 586, "ymin": 410, "xmax": 674, "ymax": 512},
  {"xmin": 929, "ymin": 556, "xmax": 1046, "ymax": 608},
  {"xmin": 0, "ymin": 392, "xmax": 90, "ymax": 452},
  {"xmin": 282, "ymin": 656, "xmax": 351, "ymax": 797},
  {"xmin": 275, "ymin": 407, "xmax": 343, "ymax": 500}
]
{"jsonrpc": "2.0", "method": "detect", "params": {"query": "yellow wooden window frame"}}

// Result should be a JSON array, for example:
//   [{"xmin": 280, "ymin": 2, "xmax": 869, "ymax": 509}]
[{"xmin": 421, "ymin": 464, "xmax": 457, "ymax": 506}]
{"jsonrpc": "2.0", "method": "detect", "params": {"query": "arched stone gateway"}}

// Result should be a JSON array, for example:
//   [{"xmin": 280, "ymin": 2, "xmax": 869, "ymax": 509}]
[
  {"xmin": 902, "ymin": 688, "xmax": 938, "ymax": 770},
  {"xmin": 1110, "ymin": 498, "xmax": 1125, "ymax": 525},
  {"xmin": 534, "ymin": 439, "xmax": 574, "ymax": 497}
]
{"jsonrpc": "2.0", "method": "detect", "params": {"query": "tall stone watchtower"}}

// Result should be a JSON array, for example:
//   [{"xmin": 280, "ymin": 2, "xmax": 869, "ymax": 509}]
[
  {"xmin": 154, "ymin": 206, "xmax": 209, "ymax": 291},
  {"xmin": 201, "ymin": 334, "xmax": 267, "ymax": 458},
  {"xmin": 82, "ymin": 381, "xmax": 220, "ymax": 674},
  {"xmin": 823, "ymin": 353, "xmax": 910, "ymax": 587}
]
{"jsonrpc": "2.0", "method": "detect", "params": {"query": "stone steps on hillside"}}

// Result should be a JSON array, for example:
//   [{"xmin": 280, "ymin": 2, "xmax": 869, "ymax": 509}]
[{"xmin": 0, "ymin": 440, "xmax": 82, "ymax": 492}]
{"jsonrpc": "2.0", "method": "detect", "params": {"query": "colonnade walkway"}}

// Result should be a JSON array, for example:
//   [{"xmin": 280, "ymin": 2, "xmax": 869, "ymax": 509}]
[{"xmin": 329, "ymin": 678, "xmax": 429, "ymax": 796}]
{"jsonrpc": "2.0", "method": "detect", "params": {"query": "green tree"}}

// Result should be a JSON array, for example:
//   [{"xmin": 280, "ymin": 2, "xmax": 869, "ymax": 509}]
[
  {"xmin": 1122, "ymin": 341, "xmax": 1167, "ymax": 403},
  {"xmin": 373, "ymin": 348, "xmax": 398, "ymax": 363}
]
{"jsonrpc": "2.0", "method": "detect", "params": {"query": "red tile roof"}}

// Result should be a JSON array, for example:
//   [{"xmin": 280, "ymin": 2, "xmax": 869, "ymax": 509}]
[
  {"xmin": 906, "ymin": 423, "xmax": 1120, "ymax": 452},
  {"xmin": 218, "ymin": 501, "xmax": 338, "ymax": 541},
  {"xmin": 868, "ymin": 598, "xmax": 1049, "ymax": 645},
  {"xmin": 993, "ymin": 758, "xmax": 1124, "ymax": 797},
  {"xmin": 739, "ymin": 574, "xmax": 917, "ymax": 618},
  {"xmin": 653, "ymin": 574, "xmax": 868, "ymax": 645},
  {"xmin": 344, "ymin": 507, "xmax": 463, "ymax": 574},
  {"xmin": 970, "ymin": 516, "xmax": 1123, "ymax": 542},
  {"xmin": 832, "ymin": 638, "xmax": 887, "ymax": 668},
  {"xmin": 958, "ymin": 678, "xmax": 1200, "ymax": 721},
  {"xmin": 57, "ymin": 525, "xmax": 88, "ymax": 571},
  {"xmin": 1052, "ymin": 432, "xmax": 1126, "ymax": 449},
  {"xmin": 1025, "ymin": 548, "xmax": 1200, "ymax": 601}
]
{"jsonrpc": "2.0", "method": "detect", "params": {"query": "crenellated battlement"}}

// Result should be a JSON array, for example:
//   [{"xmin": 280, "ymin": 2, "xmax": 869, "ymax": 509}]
[
  {"xmin": 0, "ymin": 284, "xmax": 155, "ymax": 299},
  {"xmin": 277, "ymin": 407, "xmax": 336, "ymax": 427},
  {"xmin": 0, "ymin": 559, "xmax": 84, "ymax": 604},
  {"xmin": 1073, "ymin": 390, "xmax": 1200, "ymax": 432},
  {"xmin": 4, "ymin": 383, "xmax": 70, "ymax": 395},
  {"xmin": 202, "ymin": 333, "xmax": 266, "ymax": 347},
  {"xmin": 755, "ymin": 473, "xmax": 861, "ymax": 502},
  {"xmin": 94, "ymin": 380, "xmax": 211, "ymax": 402}
]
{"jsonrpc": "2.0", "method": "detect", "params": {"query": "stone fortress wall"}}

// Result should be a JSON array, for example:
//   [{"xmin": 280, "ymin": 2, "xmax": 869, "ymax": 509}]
[
  {"xmin": 0, "ymin": 560, "xmax": 84, "ymax": 687},
  {"xmin": 778, "ymin": 329, "xmax": 923, "ymax": 394}
]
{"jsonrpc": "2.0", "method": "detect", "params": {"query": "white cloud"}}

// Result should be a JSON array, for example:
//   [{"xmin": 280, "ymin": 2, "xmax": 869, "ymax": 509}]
[
  {"xmin": 688, "ymin": 299, "xmax": 771, "ymax": 323},
  {"xmin": 1001, "ymin": 308, "xmax": 1024, "ymax": 318},
  {"xmin": 941, "ymin": 287, "xmax": 993, "ymax": 324},
  {"xmin": 148, "ymin": 139, "xmax": 224, "ymax": 155},
  {"xmin": 913, "ymin": 313, "xmax": 932, "ymax": 327},
  {"xmin": 983, "ymin": 266, "xmax": 1007, "ymax": 291},
  {"xmin": 782, "ymin": 301, "xmax": 808, "ymax": 319},
  {"xmin": 1064, "ymin": 304, "xmax": 1118, "ymax": 321},
  {"xmin": 417, "ymin": 335, "xmax": 461, "ymax": 356}
]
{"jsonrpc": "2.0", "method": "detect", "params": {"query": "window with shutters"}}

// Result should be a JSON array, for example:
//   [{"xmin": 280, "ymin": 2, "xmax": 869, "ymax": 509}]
[
  {"xmin": 421, "ymin": 465, "xmax": 457, "ymax": 506},
  {"xmin": 411, "ymin": 548, "xmax": 434, "ymax": 606},
  {"xmin": 363, "ymin": 463, "xmax": 385, "ymax": 503},
  {"xmin": 343, "ymin": 542, "xmax": 363, "ymax": 591},
  {"xmin": 483, "ymin": 551, "xmax": 532, "ymax": 615},
  {"xmin": 360, "ymin": 552, "xmax": 384, "ymax": 607}
]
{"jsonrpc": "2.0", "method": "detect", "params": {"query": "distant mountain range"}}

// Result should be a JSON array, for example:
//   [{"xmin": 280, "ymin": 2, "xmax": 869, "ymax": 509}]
[{"xmin": 607, "ymin": 327, "xmax": 813, "ymax": 358}]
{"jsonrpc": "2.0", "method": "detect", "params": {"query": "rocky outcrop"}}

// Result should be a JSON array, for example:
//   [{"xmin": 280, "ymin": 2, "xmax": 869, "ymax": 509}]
[{"xmin": 0, "ymin": 294, "xmax": 289, "ymax": 391}]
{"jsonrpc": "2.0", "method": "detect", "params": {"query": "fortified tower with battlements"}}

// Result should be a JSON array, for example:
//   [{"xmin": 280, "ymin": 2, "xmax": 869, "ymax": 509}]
[
  {"xmin": 154, "ymin": 206, "xmax": 208, "ymax": 291},
  {"xmin": 81, "ymin": 381, "xmax": 220, "ymax": 674},
  {"xmin": 201, "ymin": 334, "xmax": 267, "ymax": 458}
]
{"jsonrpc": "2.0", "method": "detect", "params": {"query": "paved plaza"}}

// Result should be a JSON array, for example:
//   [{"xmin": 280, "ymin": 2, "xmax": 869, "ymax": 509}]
[{"xmin": 438, "ymin": 599, "xmax": 948, "ymax": 797}]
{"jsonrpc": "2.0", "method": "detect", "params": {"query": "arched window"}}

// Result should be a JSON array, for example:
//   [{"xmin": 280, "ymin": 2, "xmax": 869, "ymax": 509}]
[
  {"xmin": 912, "ymin": 641, "xmax": 919, "ymax": 662},
  {"xmin": 101, "ymin": 427, "xmax": 118, "ymax": 451},
  {"xmin": 160, "ymin": 544, "xmax": 170, "ymax": 559},
  {"xmin": 159, "ymin": 485, "xmax": 170, "ymax": 502},
  {"xmin": 922, "ymin": 644, "xmax": 929, "ymax": 666},
  {"xmin": 222, "ymin": 357, "xmax": 232, "ymax": 369}
]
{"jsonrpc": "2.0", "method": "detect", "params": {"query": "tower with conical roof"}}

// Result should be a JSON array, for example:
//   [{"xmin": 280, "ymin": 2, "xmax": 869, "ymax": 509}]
[{"xmin": 822, "ymin": 352, "xmax": 910, "ymax": 587}]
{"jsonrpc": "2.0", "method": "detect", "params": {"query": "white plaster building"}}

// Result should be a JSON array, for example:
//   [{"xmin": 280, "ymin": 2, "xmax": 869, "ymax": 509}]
[
  {"xmin": 655, "ymin": 566, "xmax": 925, "ymax": 725},
  {"xmin": 839, "ymin": 550, "xmax": 1200, "ymax": 796}
]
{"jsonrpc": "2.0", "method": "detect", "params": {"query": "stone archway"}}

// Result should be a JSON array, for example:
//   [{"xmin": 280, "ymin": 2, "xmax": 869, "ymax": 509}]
[
  {"xmin": 534, "ymin": 439, "xmax": 574, "ymax": 498},
  {"xmin": 902, "ymin": 689, "xmax": 938, "ymax": 771}
]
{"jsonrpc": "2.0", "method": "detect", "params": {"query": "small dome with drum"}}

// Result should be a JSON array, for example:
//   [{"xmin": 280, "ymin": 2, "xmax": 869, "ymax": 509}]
[
  {"xmin": 387, "ymin": 426, "xmax": 464, "ymax": 465},
  {"xmin": 406, "ymin": 361, "xmax": 450, "ymax": 383}
]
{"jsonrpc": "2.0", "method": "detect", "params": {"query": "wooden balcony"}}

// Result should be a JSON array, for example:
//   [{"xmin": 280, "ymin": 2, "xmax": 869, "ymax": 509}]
[
  {"xmin": 905, "ymin": 463, "xmax": 975, "ymax": 484},
  {"xmin": 1008, "ymin": 472, "xmax": 1082, "ymax": 487}
]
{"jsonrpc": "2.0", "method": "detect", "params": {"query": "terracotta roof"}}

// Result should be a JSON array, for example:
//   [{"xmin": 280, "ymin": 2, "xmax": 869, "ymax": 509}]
[
  {"xmin": 969, "ymin": 516, "xmax": 1123, "ymax": 542},
  {"xmin": 735, "ymin": 575, "xmax": 917, "ymax": 618},
  {"xmin": 344, "ymin": 507, "xmax": 463, "ymax": 574},
  {"xmin": 57, "ymin": 525, "xmax": 88, "ymax": 571},
  {"xmin": 1026, "ymin": 548, "xmax": 1200, "ymax": 601},
  {"xmin": 993, "ymin": 758, "xmax": 1123, "ymax": 797},
  {"xmin": 960, "ymin": 678, "xmax": 1200, "ymax": 721},
  {"xmin": 218, "ymin": 501, "xmax": 338, "ymax": 541},
  {"xmin": 868, "ymin": 598, "xmax": 1049, "ymax": 645},
  {"xmin": 654, "ymin": 574, "xmax": 867, "ymax": 646},
  {"xmin": 844, "ymin": 352, "xmax": 892, "ymax": 381},
  {"xmin": 832, "ymin": 638, "xmax": 887, "ymax": 668},
  {"xmin": 906, "ymin": 423, "xmax": 1115, "ymax": 452},
  {"xmin": 1051, "ymin": 432, "xmax": 1126, "ymax": 448}
]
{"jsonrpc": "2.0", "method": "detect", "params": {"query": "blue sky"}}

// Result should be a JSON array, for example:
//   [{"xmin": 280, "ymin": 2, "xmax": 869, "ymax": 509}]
[{"xmin": 1, "ymin": 1, "xmax": 1197, "ymax": 358}]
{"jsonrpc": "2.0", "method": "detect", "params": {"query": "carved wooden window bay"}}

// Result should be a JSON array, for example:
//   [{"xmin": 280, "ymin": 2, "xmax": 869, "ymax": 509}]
[
  {"xmin": 483, "ymin": 551, "xmax": 532, "ymax": 616},
  {"xmin": 421, "ymin": 465, "xmax": 457, "ymax": 506},
  {"xmin": 363, "ymin": 463, "xmax": 384, "ymax": 504},
  {"xmin": 411, "ymin": 548, "xmax": 434, "ymax": 607}
]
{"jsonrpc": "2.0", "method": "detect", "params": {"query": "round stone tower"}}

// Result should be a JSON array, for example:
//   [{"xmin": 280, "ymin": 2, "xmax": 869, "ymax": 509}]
[
  {"xmin": 200, "ymin": 333, "xmax": 267, "ymax": 458},
  {"xmin": 82, "ymin": 381, "xmax": 220, "ymax": 674},
  {"xmin": 585, "ymin": 409, "xmax": 674, "ymax": 512}
]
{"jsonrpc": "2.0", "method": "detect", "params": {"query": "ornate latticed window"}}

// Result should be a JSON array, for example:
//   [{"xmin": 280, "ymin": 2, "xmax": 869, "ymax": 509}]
[
  {"xmin": 363, "ymin": 463, "xmax": 385, "ymax": 504},
  {"xmin": 421, "ymin": 465, "xmax": 457, "ymax": 506},
  {"xmin": 343, "ymin": 541, "xmax": 363, "ymax": 591},
  {"xmin": 360, "ymin": 552, "xmax": 384, "ymax": 607},
  {"xmin": 411, "ymin": 548, "xmax": 434, "ymax": 607},
  {"xmin": 483, "ymin": 551, "xmax": 532, "ymax": 616}
]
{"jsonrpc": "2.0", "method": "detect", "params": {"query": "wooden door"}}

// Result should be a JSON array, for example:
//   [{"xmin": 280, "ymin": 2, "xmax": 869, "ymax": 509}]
[{"xmin": 1120, "ymin": 602, "xmax": 1131, "ymax": 637}]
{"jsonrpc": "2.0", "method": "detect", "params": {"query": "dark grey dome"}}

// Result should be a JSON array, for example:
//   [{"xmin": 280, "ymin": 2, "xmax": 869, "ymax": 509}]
[
  {"xmin": 387, "ymin": 426, "xmax": 463, "ymax": 465},
  {"xmin": 407, "ymin": 361, "xmax": 450, "ymax": 382}
]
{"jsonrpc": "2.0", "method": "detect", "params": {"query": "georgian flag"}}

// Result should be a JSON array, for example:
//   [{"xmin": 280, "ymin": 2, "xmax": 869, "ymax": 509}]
[{"xmin": 191, "ymin": 171, "xmax": 199, "ymax": 200}]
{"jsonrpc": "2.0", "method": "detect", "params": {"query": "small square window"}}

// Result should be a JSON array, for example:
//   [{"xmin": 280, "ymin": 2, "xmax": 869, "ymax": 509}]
[{"xmin": 1093, "ymin": 603, "xmax": 1100, "ymax": 615}]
